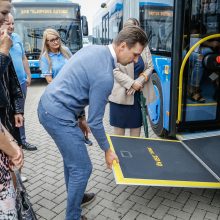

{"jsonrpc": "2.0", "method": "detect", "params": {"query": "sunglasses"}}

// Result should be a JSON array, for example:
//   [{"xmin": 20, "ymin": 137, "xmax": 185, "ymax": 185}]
[{"xmin": 47, "ymin": 37, "xmax": 60, "ymax": 43}]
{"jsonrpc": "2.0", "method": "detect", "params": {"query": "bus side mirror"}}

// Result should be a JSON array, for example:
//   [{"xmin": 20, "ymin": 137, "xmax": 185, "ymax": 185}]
[{"xmin": 81, "ymin": 16, "xmax": 88, "ymax": 36}]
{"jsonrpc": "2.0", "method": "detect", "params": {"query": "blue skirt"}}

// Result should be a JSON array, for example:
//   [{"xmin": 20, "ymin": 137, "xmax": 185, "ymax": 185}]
[{"xmin": 109, "ymin": 92, "xmax": 142, "ymax": 128}]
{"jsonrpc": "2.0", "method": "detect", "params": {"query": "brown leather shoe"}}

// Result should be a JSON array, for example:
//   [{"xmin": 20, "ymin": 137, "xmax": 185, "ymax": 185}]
[{"xmin": 81, "ymin": 215, "xmax": 87, "ymax": 220}]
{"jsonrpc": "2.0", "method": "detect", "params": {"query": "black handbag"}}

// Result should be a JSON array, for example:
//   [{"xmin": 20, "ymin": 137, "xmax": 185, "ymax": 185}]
[{"xmin": 15, "ymin": 170, "xmax": 38, "ymax": 220}]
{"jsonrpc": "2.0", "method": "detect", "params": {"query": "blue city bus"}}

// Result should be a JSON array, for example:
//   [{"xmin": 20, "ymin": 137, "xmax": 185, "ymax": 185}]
[
  {"xmin": 94, "ymin": 0, "xmax": 220, "ymax": 187},
  {"xmin": 93, "ymin": 0, "xmax": 220, "ymax": 138},
  {"xmin": 12, "ymin": 0, "xmax": 88, "ymax": 79}
]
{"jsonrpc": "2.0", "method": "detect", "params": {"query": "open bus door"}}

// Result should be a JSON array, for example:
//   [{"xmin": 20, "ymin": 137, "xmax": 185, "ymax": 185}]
[
  {"xmin": 108, "ymin": 0, "xmax": 220, "ymax": 188},
  {"xmin": 177, "ymin": 0, "xmax": 220, "ymax": 132}
]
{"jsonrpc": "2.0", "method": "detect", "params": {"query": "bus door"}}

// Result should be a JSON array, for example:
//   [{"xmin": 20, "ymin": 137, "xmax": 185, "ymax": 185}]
[
  {"xmin": 104, "ymin": 0, "xmax": 220, "ymax": 188},
  {"xmin": 102, "ymin": 13, "xmax": 109, "ymax": 45},
  {"xmin": 178, "ymin": 0, "xmax": 220, "ymax": 131}
]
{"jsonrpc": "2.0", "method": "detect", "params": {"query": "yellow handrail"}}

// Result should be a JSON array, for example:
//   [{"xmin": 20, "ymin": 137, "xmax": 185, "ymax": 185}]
[{"xmin": 177, "ymin": 34, "xmax": 220, "ymax": 123}]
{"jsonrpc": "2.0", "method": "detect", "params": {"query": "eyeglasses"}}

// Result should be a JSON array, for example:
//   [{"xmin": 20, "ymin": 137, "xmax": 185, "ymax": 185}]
[{"xmin": 47, "ymin": 37, "xmax": 60, "ymax": 43}]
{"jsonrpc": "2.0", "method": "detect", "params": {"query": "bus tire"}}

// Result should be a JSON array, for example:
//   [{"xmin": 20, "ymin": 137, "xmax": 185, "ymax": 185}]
[{"xmin": 149, "ymin": 73, "xmax": 166, "ymax": 137}]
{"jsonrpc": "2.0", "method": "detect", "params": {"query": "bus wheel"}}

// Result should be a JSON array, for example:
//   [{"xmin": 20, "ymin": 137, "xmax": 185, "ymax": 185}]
[{"xmin": 148, "ymin": 73, "xmax": 166, "ymax": 137}]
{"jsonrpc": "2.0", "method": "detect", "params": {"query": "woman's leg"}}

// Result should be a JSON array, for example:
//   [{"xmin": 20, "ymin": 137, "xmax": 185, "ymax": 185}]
[
  {"xmin": 114, "ymin": 127, "xmax": 125, "ymax": 135},
  {"xmin": 18, "ymin": 82, "xmax": 27, "ymax": 145},
  {"xmin": 190, "ymin": 52, "xmax": 204, "ymax": 88},
  {"xmin": 130, "ymin": 127, "xmax": 141, "ymax": 137},
  {"xmin": 188, "ymin": 52, "xmax": 205, "ymax": 102}
]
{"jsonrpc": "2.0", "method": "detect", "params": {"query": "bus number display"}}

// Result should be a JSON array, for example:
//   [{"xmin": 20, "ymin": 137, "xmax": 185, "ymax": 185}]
[
  {"xmin": 20, "ymin": 9, "xmax": 68, "ymax": 15},
  {"xmin": 14, "ymin": 7, "xmax": 78, "ymax": 19}
]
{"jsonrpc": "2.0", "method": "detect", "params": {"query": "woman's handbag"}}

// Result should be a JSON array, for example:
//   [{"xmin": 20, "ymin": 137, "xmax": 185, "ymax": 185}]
[{"xmin": 15, "ymin": 170, "xmax": 38, "ymax": 220}]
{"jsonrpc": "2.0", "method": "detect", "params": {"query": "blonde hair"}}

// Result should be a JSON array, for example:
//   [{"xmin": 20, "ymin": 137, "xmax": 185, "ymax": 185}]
[
  {"xmin": 123, "ymin": 18, "xmax": 140, "ymax": 28},
  {"xmin": 40, "ymin": 28, "xmax": 71, "ymax": 72}
]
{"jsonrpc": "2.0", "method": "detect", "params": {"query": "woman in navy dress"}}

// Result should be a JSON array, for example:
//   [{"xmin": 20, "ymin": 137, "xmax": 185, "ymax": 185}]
[
  {"xmin": 110, "ymin": 56, "xmax": 144, "ymax": 129},
  {"xmin": 109, "ymin": 18, "xmax": 155, "ymax": 137}
]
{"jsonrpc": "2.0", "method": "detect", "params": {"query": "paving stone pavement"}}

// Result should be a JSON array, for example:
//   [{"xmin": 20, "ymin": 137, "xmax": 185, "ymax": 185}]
[{"xmin": 22, "ymin": 79, "xmax": 220, "ymax": 220}]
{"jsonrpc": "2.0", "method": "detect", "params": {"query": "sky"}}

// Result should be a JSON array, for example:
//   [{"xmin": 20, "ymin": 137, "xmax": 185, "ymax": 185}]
[{"xmin": 74, "ymin": 0, "xmax": 105, "ymax": 35}]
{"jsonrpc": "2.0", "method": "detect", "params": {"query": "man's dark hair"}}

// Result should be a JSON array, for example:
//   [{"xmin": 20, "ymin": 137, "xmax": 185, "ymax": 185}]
[{"xmin": 113, "ymin": 25, "xmax": 148, "ymax": 48}]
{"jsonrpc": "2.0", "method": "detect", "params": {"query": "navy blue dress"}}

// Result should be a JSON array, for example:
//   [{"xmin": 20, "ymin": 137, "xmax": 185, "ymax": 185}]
[{"xmin": 110, "ymin": 56, "xmax": 145, "ymax": 128}]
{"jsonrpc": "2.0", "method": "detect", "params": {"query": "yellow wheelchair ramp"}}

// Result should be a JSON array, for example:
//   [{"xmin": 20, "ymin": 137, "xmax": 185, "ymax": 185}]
[{"xmin": 107, "ymin": 135, "xmax": 220, "ymax": 188}]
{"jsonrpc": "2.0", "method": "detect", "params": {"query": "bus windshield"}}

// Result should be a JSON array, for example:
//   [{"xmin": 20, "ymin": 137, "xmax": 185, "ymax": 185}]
[
  {"xmin": 140, "ymin": 3, "xmax": 174, "ymax": 53},
  {"xmin": 15, "ymin": 20, "xmax": 82, "ymax": 58}
]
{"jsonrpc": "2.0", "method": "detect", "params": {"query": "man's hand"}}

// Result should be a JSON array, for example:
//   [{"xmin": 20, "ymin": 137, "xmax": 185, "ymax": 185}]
[
  {"xmin": 9, "ymin": 147, "xmax": 24, "ymax": 170},
  {"xmin": 78, "ymin": 117, "xmax": 90, "ymax": 138},
  {"xmin": 0, "ymin": 29, "xmax": 12, "ymax": 55},
  {"xmin": 14, "ymin": 114, "xmax": 23, "ymax": 127},
  {"xmin": 105, "ymin": 148, "xmax": 119, "ymax": 169}
]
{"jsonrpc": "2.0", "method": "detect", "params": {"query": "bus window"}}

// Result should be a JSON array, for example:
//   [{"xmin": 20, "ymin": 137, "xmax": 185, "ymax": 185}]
[
  {"xmin": 15, "ymin": 20, "xmax": 82, "ymax": 56},
  {"xmin": 93, "ymin": 0, "xmax": 123, "ymax": 46},
  {"xmin": 109, "ymin": 13, "xmax": 122, "ymax": 43},
  {"xmin": 63, "ymin": 22, "xmax": 82, "ymax": 51},
  {"xmin": 24, "ymin": 42, "xmax": 31, "ymax": 53},
  {"xmin": 140, "ymin": 3, "xmax": 174, "ymax": 54},
  {"xmin": 202, "ymin": 0, "xmax": 220, "ymax": 33},
  {"xmin": 118, "ymin": 17, "xmax": 123, "ymax": 32},
  {"xmin": 102, "ymin": 13, "xmax": 109, "ymax": 45},
  {"xmin": 191, "ymin": 0, "xmax": 220, "ymax": 34}
]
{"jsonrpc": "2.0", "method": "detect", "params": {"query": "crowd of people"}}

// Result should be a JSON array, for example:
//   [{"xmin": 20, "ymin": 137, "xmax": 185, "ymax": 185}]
[{"xmin": 0, "ymin": 0, "xmax": 154, "ymax": 219}]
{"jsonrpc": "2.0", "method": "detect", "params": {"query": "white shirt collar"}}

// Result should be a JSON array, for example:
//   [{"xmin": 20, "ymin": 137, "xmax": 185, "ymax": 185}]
[{"xmin": 108, "ymin": 44, "xmax": 117, "ymax": 67}]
